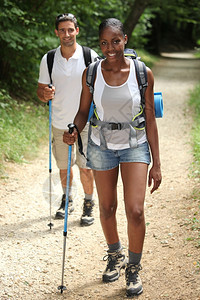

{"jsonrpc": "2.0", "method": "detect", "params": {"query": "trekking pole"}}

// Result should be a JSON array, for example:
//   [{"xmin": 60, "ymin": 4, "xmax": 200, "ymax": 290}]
[
  {"xmin": 58, "ymin": 123, "xmax": 75, "ymax": 293},
  {"xmin": 47, "ymin": 84, "xmax": 54, "ymax": 230}
]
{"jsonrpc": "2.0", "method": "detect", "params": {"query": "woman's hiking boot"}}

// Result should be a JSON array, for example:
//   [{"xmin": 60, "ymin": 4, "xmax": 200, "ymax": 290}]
[
  {"xmin": 55, "ymin": 194, "xmax": 74, "ymax": 219},
  {"xmin": 80, "ymin": 199, "xmax": 94, "ymax": 226},
  {"xmin": 125, "ymin": 263, "xmax": 143, "ymax": 297},
  {"xmin": 102, "ymin": 248, "xmax": 127, "ymax": 282}
]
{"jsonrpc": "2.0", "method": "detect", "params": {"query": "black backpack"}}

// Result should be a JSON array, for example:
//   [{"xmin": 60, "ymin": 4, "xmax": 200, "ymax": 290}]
[{"xmin": 47, "ymin": 46, "xmax": 92, "ymax": 83}]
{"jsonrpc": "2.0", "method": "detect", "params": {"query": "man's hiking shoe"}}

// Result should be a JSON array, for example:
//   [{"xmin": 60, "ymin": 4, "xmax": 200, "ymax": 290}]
[
  {"xmin": 102, "ymin": 249, "xmax": 127, "ymax": 283},
  {"xmin": 68, "ymin": 196, "xmax": 74, "ymax": 214},
  {"xmin": 80, "ymin": 199, "xmax": 94, "ymax": 226},
  {"xmin": 55, "ymin": 194, "xmax": 74, "ymax": 219},
  {"xmin": 125, "ymin": 263, "xmax": 143, "ymax": 297}
]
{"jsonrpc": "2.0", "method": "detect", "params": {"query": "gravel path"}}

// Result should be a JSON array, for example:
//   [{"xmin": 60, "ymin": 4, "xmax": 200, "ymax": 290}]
[{"xmin": 0, "ymin": 52, "xmax": 200, "ymax": 299}]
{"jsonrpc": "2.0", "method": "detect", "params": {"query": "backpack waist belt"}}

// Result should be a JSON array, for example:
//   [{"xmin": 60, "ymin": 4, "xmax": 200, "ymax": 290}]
[
  {"xmin": 90, "ymin": 114, "xmax": 146, "ymax": 150},
  {"xmin": 90, "ymin": 116, "xmax": 145, "ymax": 129}
]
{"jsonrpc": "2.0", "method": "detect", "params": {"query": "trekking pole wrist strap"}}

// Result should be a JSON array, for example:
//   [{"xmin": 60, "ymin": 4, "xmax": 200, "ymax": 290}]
[{"xmin": 70, "ymin": 124, "xmax": 88, "ymax": 161}]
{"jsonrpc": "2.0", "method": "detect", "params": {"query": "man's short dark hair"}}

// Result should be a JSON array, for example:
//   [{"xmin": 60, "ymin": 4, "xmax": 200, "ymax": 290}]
[{"xmin": 55, "ymin": 13, "xmax": 78, "ymax": 30}]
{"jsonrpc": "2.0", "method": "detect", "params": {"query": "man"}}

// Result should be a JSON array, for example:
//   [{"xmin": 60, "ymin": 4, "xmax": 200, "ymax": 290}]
[{"xmin": 37, "ymin": 13, "xmax": 99, "ymax": 226}]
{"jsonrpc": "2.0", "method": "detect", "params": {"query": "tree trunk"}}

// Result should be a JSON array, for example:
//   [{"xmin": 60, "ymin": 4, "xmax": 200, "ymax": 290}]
[{"xmin": 124, "ymin": 0, "xmax": 150, "ymax": 44}]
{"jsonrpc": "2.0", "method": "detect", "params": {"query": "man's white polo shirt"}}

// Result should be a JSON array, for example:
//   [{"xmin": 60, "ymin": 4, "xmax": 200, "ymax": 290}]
[{"xmin": 38, "ymin": 43, "xmax": 98, "ymax": 129}]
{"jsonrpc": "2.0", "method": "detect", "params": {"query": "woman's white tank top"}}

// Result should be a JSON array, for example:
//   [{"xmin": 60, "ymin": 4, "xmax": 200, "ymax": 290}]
[{"xmin": 91, "ymin": 59, "xmax": 147, "ymax": 150}]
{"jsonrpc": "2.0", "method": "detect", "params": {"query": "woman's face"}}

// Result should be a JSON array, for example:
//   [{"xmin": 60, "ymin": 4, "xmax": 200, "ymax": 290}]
[{"xmin": 99, "ymin": 26, "xmax": 127, "ymax": 62}]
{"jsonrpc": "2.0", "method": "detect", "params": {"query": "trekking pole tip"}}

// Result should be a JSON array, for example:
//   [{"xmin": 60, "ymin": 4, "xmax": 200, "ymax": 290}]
[
  {"xmin": 58, "ymin": 285, "xmax": 67, "ymax": 293},
  {"xmin": 48, "ymin": 222, "xmax": 54, "ymax": 229}
]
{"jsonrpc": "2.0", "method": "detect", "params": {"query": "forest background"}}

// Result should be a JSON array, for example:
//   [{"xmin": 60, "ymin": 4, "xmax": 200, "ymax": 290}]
[{"xmin": 0, "ymin": 0, "xmax": 200, "ymax": 180}]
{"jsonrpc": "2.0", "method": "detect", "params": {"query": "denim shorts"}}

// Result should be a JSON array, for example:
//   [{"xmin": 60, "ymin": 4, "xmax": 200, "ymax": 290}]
[{"xmin": 86, "ymin": 138, "xmax": 151, "ymax": 171}]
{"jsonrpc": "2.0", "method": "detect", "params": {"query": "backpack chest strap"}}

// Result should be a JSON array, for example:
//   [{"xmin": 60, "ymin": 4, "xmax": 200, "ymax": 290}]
[{"xmin": 90, "ymin": 116, "xmax": 145, "ymax": 130}]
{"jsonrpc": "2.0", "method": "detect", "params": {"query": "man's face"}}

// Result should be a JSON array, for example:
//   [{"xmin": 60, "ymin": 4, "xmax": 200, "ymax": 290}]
[{"xmin": 55, "ymin": 21, "xmax": 79, "ymax": 47}]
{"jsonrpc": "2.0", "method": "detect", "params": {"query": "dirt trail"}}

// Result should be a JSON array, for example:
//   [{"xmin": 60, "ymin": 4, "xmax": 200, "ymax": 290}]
[{"xmin": 0, "ymin": 52, "xmax": 200, "ymax": 300}]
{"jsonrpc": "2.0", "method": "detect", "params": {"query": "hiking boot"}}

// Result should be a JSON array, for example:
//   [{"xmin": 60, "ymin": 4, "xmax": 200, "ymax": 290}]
[
  {"xmin": 68, "ymin": 196, "xmax": 74, "ymax": 214},
  {"xmin": 102, "ymin": 249, "xmax": 127, "ymax": 282},
  {"xmin": 55, "ymin": 194, "xmax": 74, "ymax": 219},
  {"xmin": 80, "ymin": 199, "xmax": 94, "ymax": 226},
  {"xmin": 125, "ymin": 263, "xmax": 143, "ymax": 297}
]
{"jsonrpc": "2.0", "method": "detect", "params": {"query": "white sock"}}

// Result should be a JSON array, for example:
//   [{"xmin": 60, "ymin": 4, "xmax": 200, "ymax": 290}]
[
  {"xmin": 84, "ymin": 193, "xmax": 93, "ymax": 200},
  {"xmin": 63, "ymin": 186, "xmax": 72, "ymax": 197}
]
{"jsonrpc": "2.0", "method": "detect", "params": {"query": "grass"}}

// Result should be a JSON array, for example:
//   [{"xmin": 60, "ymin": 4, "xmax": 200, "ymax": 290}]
[
  {"xmin": 194, "ymin": 48, "xmax": 200, "ymax": 59},
  {"xmin": 136, "ymin": 49, "xmax": 158, "ymax": 68},
  {"xmin": 189, "ymin": 83, "xmax": 200, "ymax": 176},
  {"xmin": 184, "ymin": 212, "xmax": 200, "ymax": 249},
  {"xmin": 187, "ymin": 83, "xmax": 200, "ymax": 248},
  {"xmin": 0, "ymin": 89, "xmax": 48, "ymax": 176}
]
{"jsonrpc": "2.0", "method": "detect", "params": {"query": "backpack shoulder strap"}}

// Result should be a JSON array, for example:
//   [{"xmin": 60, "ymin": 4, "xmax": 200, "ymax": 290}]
[
  {"xmin": 47, "ymin": 46, "xmax": 91, "ymax": 83},
  {"xmin": 133, "ymin": 59, "xmax": 148, "ymax": 107},
  {"xmin": 86, "ymin": 60, "xmax": 101, "ymax": 94},
  {"xmin": 82, "ymin": 46, "xmax": 92, "ymax": 67},
  {"xmin": 47, "ymin": 48, "xmax": 56, "ymax": 84}
]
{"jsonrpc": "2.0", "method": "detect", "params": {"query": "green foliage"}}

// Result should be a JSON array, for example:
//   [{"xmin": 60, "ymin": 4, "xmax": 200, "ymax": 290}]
[
  {"xmin": 184, "ymin": 214, "xmax": 200, "ymax": 248},
  {"xmin": 0, "ymin": 0, "xmax": 125, "ymax": 99},
  {"xmin": 0, "ymin": 2, "xmax": 48, "ymax": 98},
  {"xmin": 0, "ymin": 89, "xmax": 48, "ymax": 174},
  {"xmin": 184, "ymin": 81, "xmax": 200, "ymax": 250},
  {"xmin": 189, "ymin": 84, "xmax": 200, "ymax": 176},
  {"xmin": 135, "ymin": 49, "xmax": 158, "ymax": 68},
  {"xmin": 0, "ymin": 0, "xmax": 144, "ymax": 100},
  {"xmin": 195, "ymin": 41, "xmax": 200, "ymax": 58},
  {"xmin": 153, "ymin": 0, "xmax": 200, "ymax": 50},
  {"xmin": 129, "ymin": 8, "xmax": 156, "ymax": 49},
  {"xmin": 0, "ymin": 0, "xmax": 200, "ymax": 100}
]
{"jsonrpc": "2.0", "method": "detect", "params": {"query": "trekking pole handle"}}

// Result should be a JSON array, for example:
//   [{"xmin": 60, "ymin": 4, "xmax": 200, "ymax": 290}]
[
  {"xmin": 47, "ymin": 84, "xmax": 53, "ymax": 106},
  {"xmin": 68, "ymin": 123, "xmax": 75, "ymax": 134}
]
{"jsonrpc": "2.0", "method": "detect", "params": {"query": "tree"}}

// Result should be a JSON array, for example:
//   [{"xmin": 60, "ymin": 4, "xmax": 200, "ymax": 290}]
[
  {"xmin": 0, "ymin": 0, "xmax": 200, "ymax": 101},
  {"xmin": 147, "ymin": 0, "xmax": 200, "ymax": 52},
  {"xmin": 123, "ymin": 0, "xmax": 151, "ymax": 44}
]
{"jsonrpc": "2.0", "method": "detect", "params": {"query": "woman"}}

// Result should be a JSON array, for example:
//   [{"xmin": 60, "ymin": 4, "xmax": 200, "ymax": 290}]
[{"xmin": 63, "ymin": 18, "xmax": 162, "ymax": 297}]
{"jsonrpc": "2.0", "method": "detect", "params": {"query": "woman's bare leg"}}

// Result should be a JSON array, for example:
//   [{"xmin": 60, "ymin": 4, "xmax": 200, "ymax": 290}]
[
  {"xmin": 120, "ymin": 162, "xmax": 148, "ymax": 253},
  {"xmin": 93, "ymin": 167, "xmax": 119, "ymax": 244}
]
